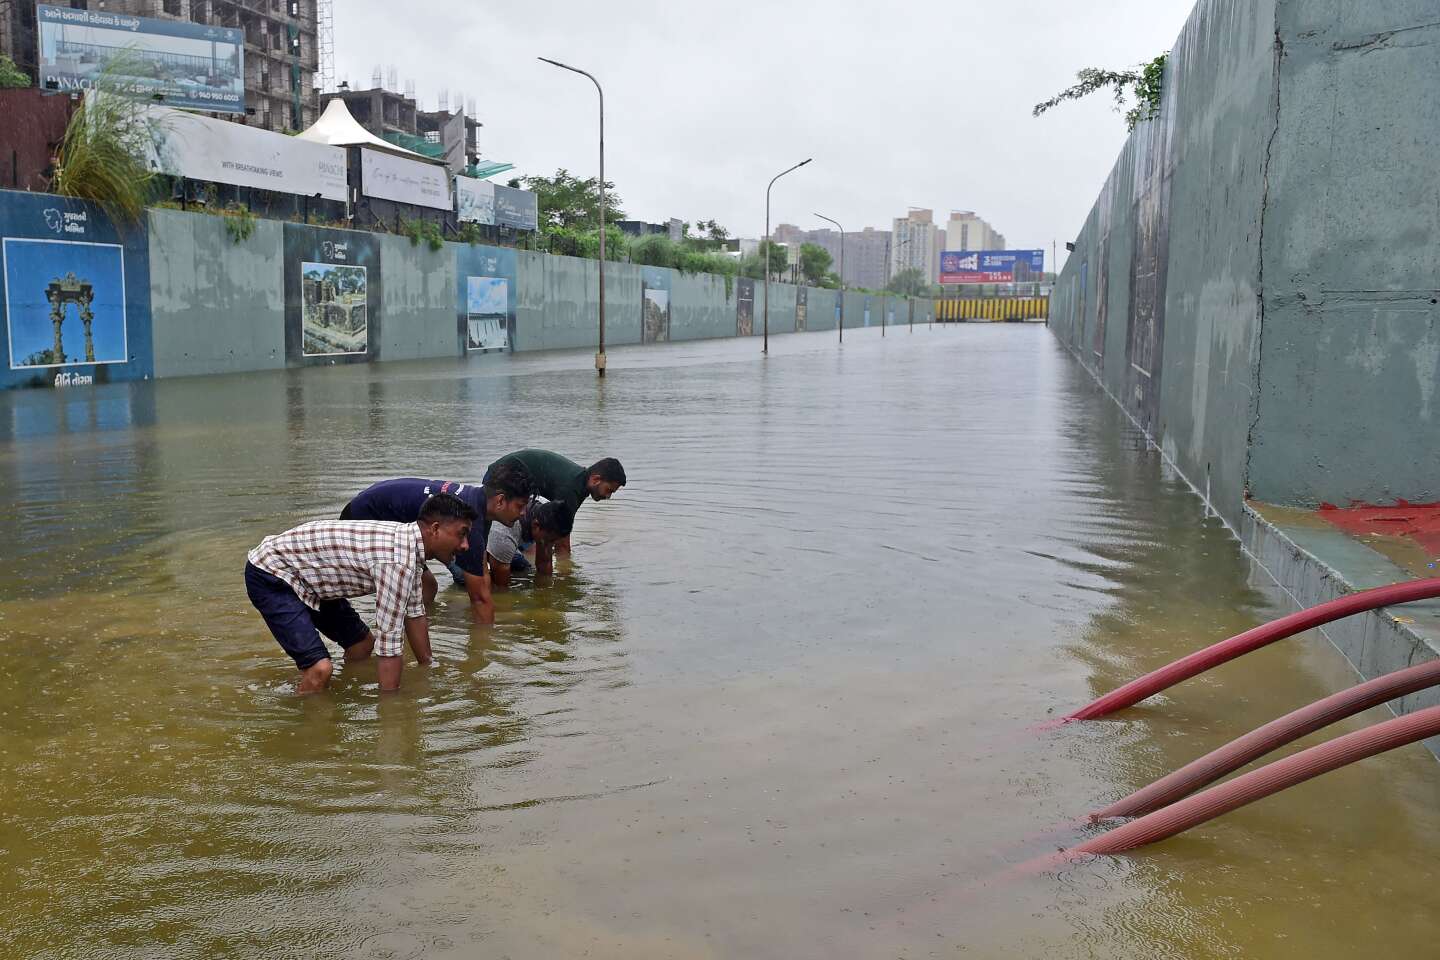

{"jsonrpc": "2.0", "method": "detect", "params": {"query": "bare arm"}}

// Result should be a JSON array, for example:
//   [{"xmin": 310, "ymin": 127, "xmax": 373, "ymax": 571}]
[
  {"xmin": 405, "ymin": 614, "xmax": 432, "ymax": 665},
  {"xmin": 534, "ymin": 539, "xmax": 555, "ymax": 577},
  {"xmin": 489, "ymin": 553, "xmax": 514, "ymax": 591},
  {"xmin": 463, "ymin": 569, "xmax": 495, "ymax": 624}
]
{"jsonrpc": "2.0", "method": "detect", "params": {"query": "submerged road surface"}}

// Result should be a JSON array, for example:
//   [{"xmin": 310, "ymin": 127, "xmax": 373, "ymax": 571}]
[{"xmin": 3, "ymin": 325, "xmax": 1439, "ymax": 958}]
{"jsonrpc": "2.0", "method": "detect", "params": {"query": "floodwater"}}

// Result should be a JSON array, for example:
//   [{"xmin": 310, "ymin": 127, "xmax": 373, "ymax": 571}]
[{"xmin": 3, "ymin": 324, "xmax": 1439, "ymax": 959}]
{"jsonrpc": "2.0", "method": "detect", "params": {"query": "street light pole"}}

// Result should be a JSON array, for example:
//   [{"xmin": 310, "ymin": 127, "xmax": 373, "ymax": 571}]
[
  {"xmin": 888, "ymin": 237, "xmax": 913, "ymax": 338},
  {"xmin": 763, "ymin": 157, "xmax": 811, "ymax": 354},
  {"xmin": 814, "ymin": 212, "xmax": 844, "ymax": 343},
  {"xmin": 540, "ymin": 56, "xmax": 607, "ymax": 377}
]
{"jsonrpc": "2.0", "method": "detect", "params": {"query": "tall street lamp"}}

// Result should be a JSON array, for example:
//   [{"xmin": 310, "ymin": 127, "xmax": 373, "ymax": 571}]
[
  {"xmin": 813, "ymin": 212, "xmax": 844, "ymax": 343},
  {"xmin": 888, "ymin": 237, "xmax": 913, "ymax": 338},
  {"xmin": 763, "ymin": 157, "xmax": 811, "ymax": 354},
  {"xmin": 539, "ymin": 56, "xmax": 608, "ymax": 377}
]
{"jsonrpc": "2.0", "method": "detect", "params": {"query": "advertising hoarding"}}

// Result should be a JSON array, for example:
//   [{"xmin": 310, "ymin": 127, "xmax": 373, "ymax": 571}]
[
  {"xmin": 37, "ymin": 3, "xmax": 244, "ymax": 113},
  {"xmin": 145, "ymin": 105, "xmax": 348, "ymax": 202},
  {"xmin": 640, "ymin": 266, "xmax": 670, "ymax": 343},
  {"xmin": 455, "ymin": 177, "xmax": 495, "ymax": 225},
  {"xmin": 360, "ymin": 148, "xmax": 450, "ymax": 210},
  {"xmin": 939, "ymin": 249, "xmax": 1045, "ymax": 284},
  {"xmin": 455, "ymin": 245, "xmax": 516, "ymax": 353},
  {"xmin": 282, "ymin": 224, "xmax": 382, "ymax": 367},
  {"xmin": 494, "ymin": 185, "xmax": 538, "ymax": 231}
]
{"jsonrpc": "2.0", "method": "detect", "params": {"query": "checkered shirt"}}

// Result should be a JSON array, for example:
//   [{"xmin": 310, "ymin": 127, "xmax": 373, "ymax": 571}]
[{"xmin": 248, "ymin": 520, "xmax": 426, "ymax": 657}]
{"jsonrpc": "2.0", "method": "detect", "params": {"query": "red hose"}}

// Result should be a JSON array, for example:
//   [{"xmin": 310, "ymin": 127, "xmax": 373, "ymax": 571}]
[
  {"xmin": 1092, "ymin": 657, "xmax": 1440, "ymax": 819},
  {"xmin": 1071, "ymin": 702, "xmax": 1440, "ymax": 855},
  {"xmin": 1067, "ymin": 577, "xmax": 1440, "ymax": 720}
]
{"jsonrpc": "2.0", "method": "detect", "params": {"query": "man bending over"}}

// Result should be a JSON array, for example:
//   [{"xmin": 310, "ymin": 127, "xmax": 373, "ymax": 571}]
[
  {"xmin": 339, "ymin": 462, "xmax": 533, "ymax": 622},
  {"xmin": 485, "ymin": 449, "xmax": 626, "ymax": 562},
  {"xmin": 487, "ymin": 499, "xmax": 575, "ymax": 590},
  {"xmin": 244, "ymin": 492, "xmax": 475, "ymax": 693}
]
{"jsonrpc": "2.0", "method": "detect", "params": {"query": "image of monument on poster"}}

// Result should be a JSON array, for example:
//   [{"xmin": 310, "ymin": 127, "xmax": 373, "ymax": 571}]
[
  {"xmin": 642, "ymin": 286, "xmax": 669, "ymax": 343},
  {"xmin": 4, "ymin": 238, "xmax": 128, "ymax": 369},
  {"xmin": 466, "ymin": 276, "xmax": 509, "ymax": 351},
  {"xmin": 301, "ymin": 262, "xmax": 368, "ymax": 356},
  {"xmin": 736, "ymin": 277, "xmax": 754, "ymax": 337}
]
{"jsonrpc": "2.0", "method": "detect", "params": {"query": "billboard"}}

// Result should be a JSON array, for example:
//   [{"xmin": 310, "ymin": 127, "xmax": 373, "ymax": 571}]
[
  {"xmin": 736, "ymin": 277, "xmax": 754, "ymax": 336},
  {"xmin": 494, "ymin": 185, "xmax": 538, "ymax": 231},
  {"xmin": 939, "ymin": 249, "xmax": 1045, "ymax": 284},
  {"xmin": 36, "ymin": 4, "xmax": 244, "ymax": 113},
  {"xmin": 0, "ymin": 192, "xmax": 155, "ymax": 389},
  {"xmin": 283, "ymin": 224, "xmax": 382, "ymax": 367},
  {"xmin": 455, "ymin": 177, "xmax": 495, "ymax": 225},
  {"xmin": 456, "ymin": 245, "xmax": 516, "ymax": 353},
  {"xmin": 144, "ymin": 105, "xmax": 348, "ymax": 202},
  {"xmin": 5, "ymin": 238, "xmax": 127, "ymax": 369},
  {"xmin": 360, "ymin": 149, "xmax": 450, "ymax": 210},
  {"xmin": 640, "ymin": 266, "xmax": 670, "ymax": 343}
]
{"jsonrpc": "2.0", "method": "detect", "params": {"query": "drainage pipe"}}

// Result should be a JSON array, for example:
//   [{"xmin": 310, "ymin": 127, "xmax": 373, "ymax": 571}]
[
  {"xmin": 1067, "ymin": 577, "xmax": 1440, "ymax": 721},
  {"xmin": 1092, "ymin": 656, "xmax": 1440, "ymax": 820},
  {"xmin": 1070, "ymin": 702, "xmax": 1440, "ymax": 855}
]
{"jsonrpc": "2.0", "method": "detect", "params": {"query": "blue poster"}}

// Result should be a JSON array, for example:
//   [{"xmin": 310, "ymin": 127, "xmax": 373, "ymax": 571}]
[
  {"xmin": 456, "ymin": 245, "xmax": 517, "ymax": 353},
  {"xmin": 0, "ymin": 190, "xmax": 153, "ymax": 390},
  {"xmin": 4, "ymin": 239, "xmax": 127, "ymax": 368},
  {"xmin": 640, "ymin": 265, "xmax": 671, "ymax": 343}
]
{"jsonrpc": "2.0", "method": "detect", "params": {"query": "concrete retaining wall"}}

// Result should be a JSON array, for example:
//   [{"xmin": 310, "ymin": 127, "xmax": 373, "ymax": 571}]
[
  {"xmin": 378, "ymin": 235, "xmax": 457, "ymax": 362},
  {"xmin": 149, "ymin": 208, "xmax": 286, "ymax": 378},
  {"xmin": 1051, "ymin": 0, "xmax": 1439, "ymax": 525},
  {"xmin": 0, "ymin": 200, "xmax": 935, "ymax": 388}
]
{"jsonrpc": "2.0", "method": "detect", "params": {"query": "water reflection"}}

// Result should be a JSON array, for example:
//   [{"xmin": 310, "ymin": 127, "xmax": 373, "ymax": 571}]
[{"xmin": 3, "ymin": 328, "xmax": 1440, "ymax": 958}]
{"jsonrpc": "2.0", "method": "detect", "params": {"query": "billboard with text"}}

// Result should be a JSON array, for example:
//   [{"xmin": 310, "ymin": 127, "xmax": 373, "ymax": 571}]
[
  {"xmin": 37, "ymin": 4, "xmax": 244, "ymax": 113},
  {"xmin": 360, "ymin": 149, "xmax": 450, "ymax": 210},
  {"xmin": 939, "ymin": 249, "xmax": 1044, "ymax": 284}
]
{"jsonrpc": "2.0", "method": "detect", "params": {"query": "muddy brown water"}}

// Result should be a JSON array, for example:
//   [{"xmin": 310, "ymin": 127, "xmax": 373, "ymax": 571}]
[{"xmin": 3, "ymin": 325, "xmax": 1439, "ymax": 958}]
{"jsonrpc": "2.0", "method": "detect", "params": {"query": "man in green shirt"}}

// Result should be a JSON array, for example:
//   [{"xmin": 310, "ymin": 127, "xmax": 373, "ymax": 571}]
[{"xmin": 484, "ymin": 449, "xmax": 626, "ymax": 574}]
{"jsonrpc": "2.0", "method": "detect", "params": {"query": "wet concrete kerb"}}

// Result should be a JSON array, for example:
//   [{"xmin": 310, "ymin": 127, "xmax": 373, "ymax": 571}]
[{"xmin": 1243, "ymin": 502, "xmax": 1440, "ymax": 760}]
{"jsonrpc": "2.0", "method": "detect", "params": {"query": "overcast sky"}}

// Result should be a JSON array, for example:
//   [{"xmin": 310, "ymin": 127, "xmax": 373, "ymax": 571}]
[{"xmin": 336, "ymin": 0, "xmax": 1193, "ymax": 266}]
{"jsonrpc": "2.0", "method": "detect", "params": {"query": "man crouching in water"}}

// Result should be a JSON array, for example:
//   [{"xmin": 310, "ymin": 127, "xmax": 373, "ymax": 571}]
[
  {"xmin": 244, "ymin": 492, "xmax": 475, "ymax": 693},
  {"xmin": 339, "ymin": 462, "xmax": 533, "ymax": 622}
]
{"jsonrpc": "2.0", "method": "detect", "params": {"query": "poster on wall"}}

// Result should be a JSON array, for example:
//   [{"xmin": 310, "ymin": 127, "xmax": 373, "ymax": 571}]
[
  {"xmin": 5, "ymin": 238, "xmax": 127, "ymax": 369},
  {"xmin": 36, "ymin": 4, "xmax": 244, "ymax": 113},
  {"xmin": 795, "ymin": 286, "xmax": 808, "ymax": 332},
  {"xmin": 455, "ymin": 245, "xmax": 516, "ymax": 353},
  {"xmin": 360, "ymin": 148, "xmax": 450, "ymax": 210},
  {"xmin": 456, "ymin": 177, "xmax": 496, "ymax": 225},
  {"xmin": 466, "ymin": 278, "xmax": 507, "ymax": 351},
  {"xmin": 0, "ymin": 192, "xmax": 153, "ymax": 389},
  {"xmin": 641, "ymin": 266, "xmax": 671, "ymax": 343},
  {"xmin": 736, "ymin": 277, "xmax": 754, "ymax": 337},
  {"xmin": 145, "ymin": 105, "xmax": 348, "ymax": 202},
  {"xmin": 301, "ymin": 262, "xmax": 368, "ymax": 356},
  {"xmin": 282, "ymin": 224, "xmax": 382, "ymax": 366}
]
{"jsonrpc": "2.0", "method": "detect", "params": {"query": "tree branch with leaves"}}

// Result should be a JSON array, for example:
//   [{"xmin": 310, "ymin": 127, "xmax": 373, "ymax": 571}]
[{"xmin": 1033, "ymin": 53, "xmax": 1168, "ymax": 130}]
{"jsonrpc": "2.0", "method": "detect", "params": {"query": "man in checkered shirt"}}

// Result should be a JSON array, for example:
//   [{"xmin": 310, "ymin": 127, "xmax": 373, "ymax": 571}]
[{"xmin": 245, "ymin": 491, "xmax": 477, "ymax": 693}]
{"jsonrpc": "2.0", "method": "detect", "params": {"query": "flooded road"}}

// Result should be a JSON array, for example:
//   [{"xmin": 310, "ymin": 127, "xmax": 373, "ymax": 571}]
[{"xmin": 3, "ymin": 324, "xmax": 1439, "ymax": 958}]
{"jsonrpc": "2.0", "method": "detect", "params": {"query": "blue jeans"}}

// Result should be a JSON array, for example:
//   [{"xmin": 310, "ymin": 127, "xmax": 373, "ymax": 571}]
[{"xmin": 245, "ymin": 562, "xmax": 368, "ymax": 669}]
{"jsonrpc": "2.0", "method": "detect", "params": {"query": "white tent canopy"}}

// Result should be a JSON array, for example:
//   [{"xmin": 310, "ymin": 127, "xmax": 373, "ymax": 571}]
[{"xmin": 296, "ymin": 99, "xmax": 445, "ymax": 165}]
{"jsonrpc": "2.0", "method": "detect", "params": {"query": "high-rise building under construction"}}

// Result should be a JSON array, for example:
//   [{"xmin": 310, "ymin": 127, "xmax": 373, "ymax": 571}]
[{"xmin": 0, "ymin": 0, "xmax": 322, "ymax": 131}]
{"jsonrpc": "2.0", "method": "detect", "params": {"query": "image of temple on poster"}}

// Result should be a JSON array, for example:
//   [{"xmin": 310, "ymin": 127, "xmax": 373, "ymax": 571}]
[
  {"xmin": 466, "ymin": 276, "xmax": 508, "ymax": 351},
  {"xmin": 301, "ymin": 261, "xmax": 368, "ymax": 356},
  {"xmin": 4, "ymin": 238, "xmax": 128, "ymax": 369},
  {"xmin": 736, "ymin": 277, "xmax": 755, "ymax": 337}
]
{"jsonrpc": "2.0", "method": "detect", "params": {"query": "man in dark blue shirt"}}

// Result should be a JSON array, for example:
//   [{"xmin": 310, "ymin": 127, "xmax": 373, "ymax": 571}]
[{"xmin": 340, "ymin": 462, "xmax": 532, "ymax": 622}]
